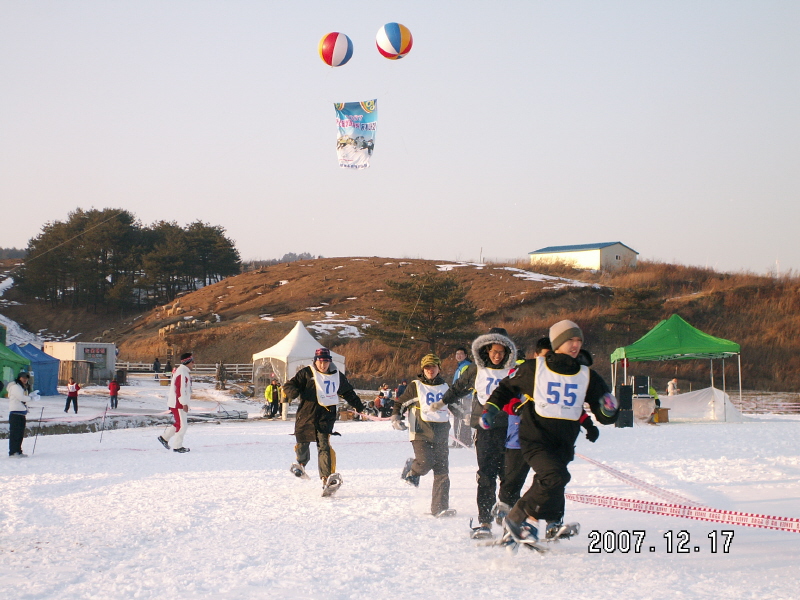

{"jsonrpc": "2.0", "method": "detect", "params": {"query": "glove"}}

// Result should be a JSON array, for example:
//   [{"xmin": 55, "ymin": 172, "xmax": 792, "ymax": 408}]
[
  {"xmin": 429, "ymin": 400, "xmax": 445, "ymax": 411},
  {"xmin": 601, "ymin": 392, "xmax": 618, "ymax": 416},
  {"xmin": 391, "ymin": 414, "xmax": 407, "ymax": 431},
  {"xmin": 29, "ymin": 391, "xmax": 41, "ymax": 402},
  {"xmin": 479, "ymin": 403, "xmax": 500, "ymax": 430},
  {"xmin": 583, "ymin": 420, "xmax": 599, "ymax": 442}
]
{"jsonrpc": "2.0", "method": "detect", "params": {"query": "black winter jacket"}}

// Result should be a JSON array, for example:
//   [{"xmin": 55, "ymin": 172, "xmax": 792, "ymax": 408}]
[
  {"xmin": 283, "ymin": 366, "xmax": 364, "ymax": 442},
  {"xmin": 487, "ymin": 352, "xmax": 617, "ymax": 461}
]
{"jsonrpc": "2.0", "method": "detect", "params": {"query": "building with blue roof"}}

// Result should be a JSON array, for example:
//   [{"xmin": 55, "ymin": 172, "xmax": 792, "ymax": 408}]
[{"xmin": 529, "ymin": 242, "xmax": 638, "ymax": 270}]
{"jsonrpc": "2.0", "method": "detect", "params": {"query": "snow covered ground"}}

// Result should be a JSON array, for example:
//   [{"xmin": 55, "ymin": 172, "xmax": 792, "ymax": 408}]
[{"xmin": 2, "ymin": 378, "xmax": 800, "ymax": 599}]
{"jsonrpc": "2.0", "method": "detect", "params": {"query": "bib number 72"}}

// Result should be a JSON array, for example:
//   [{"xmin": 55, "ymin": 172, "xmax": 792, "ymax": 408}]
[{"xmin": 546, "ymin": 382, "xmax": 579, "ymax": 406}]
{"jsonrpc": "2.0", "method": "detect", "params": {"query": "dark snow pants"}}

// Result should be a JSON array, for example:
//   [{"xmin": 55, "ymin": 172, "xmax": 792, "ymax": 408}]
[
  {"xmin": 411, "ymin": 438, "xmax": 450, "ymax": 515},
  {"xmin": 498, "ymin": 448, "xmax": 531, "ymax": 508},
  {"xmin": 65, "ymin": 396, "xmax": 78, "ymax": 413},
  {"xmin": 509, "ymin": 446, "xmax": 572, "ymax": 524},
  {"xmin": 8, "ymin": 413, "xmax": 26, "ymax": 456},
  {"xmin": 474, "ymin": 426, "xmax": 506, "ymax": 524},
  {"xmin": 295, "ymin": 431, "xmax": 336, "ymax": 481}
]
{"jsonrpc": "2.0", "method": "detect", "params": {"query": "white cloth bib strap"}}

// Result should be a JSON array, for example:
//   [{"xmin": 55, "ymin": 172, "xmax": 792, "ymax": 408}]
[
  {"xmin": 474, "ymin": 366, "xmax": 513, "ymax": 405},
  {"xmin": 414, "ymin": 380, "xmax": 450, "ymax": 423},
  {"xmin": 532, "ymin": 356, "xmax": 590, "ymax": 420},
  {"xmin": 312, "ymin": 369, "xmax": 341, "ymax": 406}
]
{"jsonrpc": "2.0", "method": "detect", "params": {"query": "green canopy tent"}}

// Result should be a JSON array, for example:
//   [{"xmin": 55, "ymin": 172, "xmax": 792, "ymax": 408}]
[
  {"xmin": 1, "ymin": 344, "xmax": 31, "ymax": 389},
  {"xmin": 610, "ymin": 314, "xmax": 742, "ymax": 403}
]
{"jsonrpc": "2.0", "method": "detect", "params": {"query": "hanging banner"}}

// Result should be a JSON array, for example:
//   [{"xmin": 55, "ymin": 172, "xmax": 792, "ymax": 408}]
[{"xmin": 334, "ymin": 99, "xmax": 377, "ymax": 169}]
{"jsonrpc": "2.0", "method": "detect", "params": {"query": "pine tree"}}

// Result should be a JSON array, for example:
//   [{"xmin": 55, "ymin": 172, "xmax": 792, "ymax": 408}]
[{"xmin": 370, "ymin": 273, "xmax": 477, "ymax": 353}]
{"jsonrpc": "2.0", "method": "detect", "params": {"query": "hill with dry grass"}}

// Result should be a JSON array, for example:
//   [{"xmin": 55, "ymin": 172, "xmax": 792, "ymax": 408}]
[{"xmin": 3, "ymin": 257, "xmax": 799, "ymax": 391}]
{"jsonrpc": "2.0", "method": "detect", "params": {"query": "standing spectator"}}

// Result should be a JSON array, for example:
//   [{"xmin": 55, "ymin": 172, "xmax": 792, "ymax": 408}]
[
  {"xmin": 667, "ymin": 378, "xmax": 680, "ymax": 396},
  {"xmin": 391, "ymin": 354, "xmax": 457, "ymax": 517},
  {"xmin": 153, "ymin": 357, "xmax": 162, "ymax": 380},
  {"xmin": 283, "ymin": 347, "xmax": 365, "ymax": 495},
  {"xmin": 396, "ymin": 380, "xmax": 408, "ymax": 398},
  {"xmin": 165, "ymin": 360, "xmax": 173, "ymax": 374},
  {"xmin": 64, "ymin": 377, "xmax": 80, "ymax": 414},
  {"xmin": 109, "ymin": 378, "xmax": 120, "ymax": 409},
  {"xmin": 452, "ymin": 348, "xmax": 472, "ymax": 384},
  {"xmin": 450, "ymin": 347, "xmax": 473, "ymax": 448},
  {"xmin": 157, "ymin": 352, "xmax": 194, "ymax": 453},
  {"xmin": 7, "ymin": 372, "xmax": 30, "ymax": 457},
  {"xmin": 264, "ymin": 378, "xmax": 282, "ymax": 419}
]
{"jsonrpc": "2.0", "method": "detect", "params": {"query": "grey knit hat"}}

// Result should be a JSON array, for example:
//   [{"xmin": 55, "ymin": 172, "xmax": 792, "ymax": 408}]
[{"xmin": 549, "ymin": 320, "xmax": 583, "ymax": 352}]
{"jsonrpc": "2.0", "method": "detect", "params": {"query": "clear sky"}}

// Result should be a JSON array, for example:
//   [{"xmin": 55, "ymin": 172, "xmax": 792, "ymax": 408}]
[{"xmin": 2, "ymin": 1, "xmax": 798, "ymax": 273}]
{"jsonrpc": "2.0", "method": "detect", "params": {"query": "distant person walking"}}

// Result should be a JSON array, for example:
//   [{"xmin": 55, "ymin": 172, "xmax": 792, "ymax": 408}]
[
  {"xmin": 109, "ymin": 378, "xmax": 120, "ymax": 409},
  {"xmin": 7, "ymin": 372, "xmax": 31, "ymax": 458},
  {"xmin": 450, "ymin": 347, "xmax": 473, "ymax": 449},
  {"xmin": 158, "ymin": 352, "xmax": 194, "ymax": 453},
  {"xmin": 64, "ymin": 377, "xmax": 80, "ymax": 414},
  {"xmin": 667, "ymin": 378, "xmax": 680, "ymax": 396},
  {"xmin": 264, "ymin": 378, "xmax": 281, "ymax": 419}
]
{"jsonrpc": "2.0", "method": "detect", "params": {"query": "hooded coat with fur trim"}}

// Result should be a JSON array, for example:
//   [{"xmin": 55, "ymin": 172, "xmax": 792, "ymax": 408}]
[{"xmin": 441, "ymin": 331, "xmax": 518, "ymax": 429}]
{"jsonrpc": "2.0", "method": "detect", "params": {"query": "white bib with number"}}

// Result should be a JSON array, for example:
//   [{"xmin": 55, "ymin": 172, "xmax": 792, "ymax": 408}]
[
  {"xmin": 474, "ymin": 366, "xmax": 513, "ymax": 405},
  {"xmin": 312, "ymin": 369, "xmax": 341, "ymax": 406},
  {"xmin": 532, "ymin": 356, "xmax": 590, "ymax": 420},
  {"xmin": 414, "ymin": 381, "xmax": 450, "ymax": 423}
]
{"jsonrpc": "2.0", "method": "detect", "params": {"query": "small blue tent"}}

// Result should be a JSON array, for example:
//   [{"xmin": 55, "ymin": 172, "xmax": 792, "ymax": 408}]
[{"xmin": 9, "ymin": 343, "xmax": 60, "ymax": 396}]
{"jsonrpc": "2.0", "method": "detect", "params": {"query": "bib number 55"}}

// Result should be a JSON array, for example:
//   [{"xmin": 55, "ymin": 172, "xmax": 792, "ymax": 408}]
[{"xmin": 546, "ymin": 382, "xmax": 579, "ymax": 406}]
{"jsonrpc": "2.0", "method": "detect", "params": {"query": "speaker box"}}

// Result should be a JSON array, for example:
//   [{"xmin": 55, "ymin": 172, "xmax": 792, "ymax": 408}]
[
  {"xmin": 632, "ymin": 376, "xmax": 649, "ymax": 396},
  {"xmin": 617, "ymin": 385, "xmax": 633, "ymax": 410},
  {"xmin": 615, "ymin": 409, "xmax": 634, "ymax": 428}
]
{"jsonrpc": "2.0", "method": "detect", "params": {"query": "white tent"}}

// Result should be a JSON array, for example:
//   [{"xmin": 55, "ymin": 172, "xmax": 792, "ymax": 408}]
[
  {"xmin": 251, "ymin": 321, "xmax": 345, "ymax": 397},
  {"xmin": 660, "ymin": 387, "xmax": 745, "ymax": 422}
]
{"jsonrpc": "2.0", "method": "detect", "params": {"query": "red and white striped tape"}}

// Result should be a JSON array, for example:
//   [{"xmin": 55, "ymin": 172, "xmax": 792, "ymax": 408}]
[
  {"xmin": 576, "ymin": 453, "xmax": 706, "ymax": 507},
  {"xmin": 566, "ymin": 493, "xmax": 800, "ymax": 533}
]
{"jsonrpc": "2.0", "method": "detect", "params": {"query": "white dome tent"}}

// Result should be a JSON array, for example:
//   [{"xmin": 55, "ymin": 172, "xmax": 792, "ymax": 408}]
[{"xmin": 251, "ymin": 321, "xmax": 345, "ymax": 398}]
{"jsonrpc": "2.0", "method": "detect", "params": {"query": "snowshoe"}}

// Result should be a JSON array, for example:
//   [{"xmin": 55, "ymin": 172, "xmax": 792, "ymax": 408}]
[
  {"xmin": 469, "ymin": 518, "xmax": 494, "ymax": 540},
  {"xmin": 173, "ymin": 447, "xmax": 190, "ymax": 453},
  {"xmin": 491, "ymin": 501, "xmax": 511, "ymax": 526},
  {"xmin": 290, "ymin": 463, "xmax": 310, "ymax": 480},
  {"xmin": 157, "ymin": 436, "xmax": 170, "ymax": 450},
  {"xmin": 434, "ymin": 508, "xmax": 457, "ymax": 518},
  {"xmin": 322, "ymin": 473, "xmax": 343, "ymax": 497},
  {"xmin": 498, "ymin": 517, "xmax": 547, "ymax": 554},
  {"xmin": 544, "ymin": 521, "xmax": 580, "ymax": 542},
  {"xmin": 401, "ymin": 458, "xmax": 419, "ymax": 487}
]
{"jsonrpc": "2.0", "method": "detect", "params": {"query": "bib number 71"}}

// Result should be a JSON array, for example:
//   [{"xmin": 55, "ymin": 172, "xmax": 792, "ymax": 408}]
[{"xmin": 546, "ymin": 382, "xmax": 579, "ymax": 406}]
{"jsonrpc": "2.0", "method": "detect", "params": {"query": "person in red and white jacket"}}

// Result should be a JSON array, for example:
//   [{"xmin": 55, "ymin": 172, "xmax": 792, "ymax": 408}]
[
  {"xmin": 64, "ymin": 377, "xmax": 80, "ymax": 413},
  {"xmin": 158, "ymin": 352, "xmax": 194, "ymax": 453}
]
